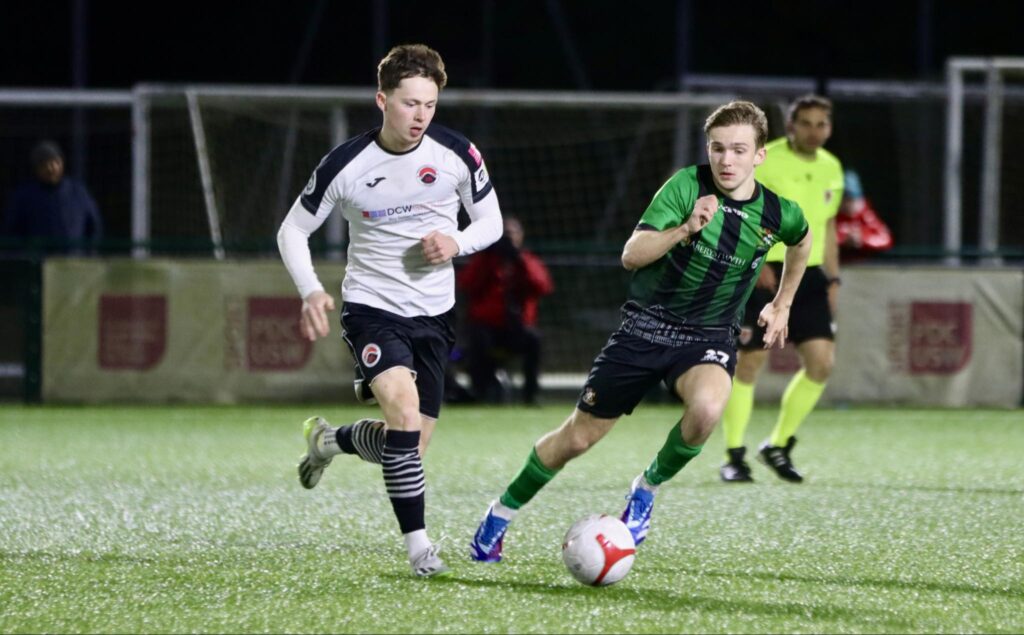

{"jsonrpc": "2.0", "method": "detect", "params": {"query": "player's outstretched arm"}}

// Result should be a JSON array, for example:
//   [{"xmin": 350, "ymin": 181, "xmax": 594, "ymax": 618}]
[
  {"xmin": 622, "ymin": 194, "xmax": 718, "ymax": 271},
  {"xmin": 759, "ymin": 230, "xmax": 812, "ymax": 348}
]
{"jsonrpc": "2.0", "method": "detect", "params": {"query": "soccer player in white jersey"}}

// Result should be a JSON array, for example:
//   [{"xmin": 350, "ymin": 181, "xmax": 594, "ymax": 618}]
[{"xmin": 277, "ymin": 44, "xmax": 503, "ymax": 577}]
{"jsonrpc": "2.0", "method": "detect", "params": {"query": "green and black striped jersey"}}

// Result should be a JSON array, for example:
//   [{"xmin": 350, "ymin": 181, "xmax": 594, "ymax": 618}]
[{"xmin": 628, "ymin": 164, "xmax": 808, "ymax": 328}]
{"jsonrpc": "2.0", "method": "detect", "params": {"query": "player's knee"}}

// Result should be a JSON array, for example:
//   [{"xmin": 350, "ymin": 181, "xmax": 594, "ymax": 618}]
[
  {"xmin": 685, "ymin": 400, "xmax": 724, "ymax": 438},
  {"xmin": 561, "ymin": 412, "xmax": 611, "ymax": 458},
  {"xmin": 562, "ymin": 429, "xmax": 594, "ymax": 458},
  {"xmin": 701, "ymin": 403, "xmax": 727, "ymax": 428},
  {"xmin": 733, "ymin": 364, "xmax": 760, "ymax": 384},
  {"xmin": 566, "ymin": 423, "xmax": 602, "ymax": 456},
  {"xmin": 805, "ymin": 352, "xmax": 835, "ymax": 382},
  {"xmin": 735, "ymin": 351, "xmax": 767, "ymax": 383},
  {"xmin": 390, "ymin": 406, "xmax": 423, "ymax": 432}
]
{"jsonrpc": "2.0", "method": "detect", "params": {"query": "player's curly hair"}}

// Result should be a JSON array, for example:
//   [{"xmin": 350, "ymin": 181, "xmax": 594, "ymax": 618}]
[
  {"xmin": 377, "ymin": 44, "xmax": 448, "ymax": 92},
  {"xmin": 704, "ymin": 101, "xmax": 769, "ymax": 149}
]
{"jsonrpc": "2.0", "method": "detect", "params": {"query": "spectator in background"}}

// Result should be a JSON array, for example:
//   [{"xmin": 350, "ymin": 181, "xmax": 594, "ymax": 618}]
[
  {"xmin": 836, "ymin": 169, "xmax": 893, "ymax": 262},
  {"xmin": 2, "ymin": 140, "xmax": 103, "ymax": 255},
  {"xmin": 458, "ymin": 216, "xmax": 554, "ymax": 405}
]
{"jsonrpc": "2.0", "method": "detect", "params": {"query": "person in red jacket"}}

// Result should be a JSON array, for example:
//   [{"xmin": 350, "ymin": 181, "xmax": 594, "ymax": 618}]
[
  {"xmin": 836, "ymin": 169, "xmax": 893, "ymax": 262},
  {"xmin": 457, "ymin": 216, "xmax": 554, "ymax": 404}
]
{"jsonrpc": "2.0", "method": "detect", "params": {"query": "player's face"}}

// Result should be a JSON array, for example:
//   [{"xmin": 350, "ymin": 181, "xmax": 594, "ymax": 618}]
[
  {"xmin": 788, "ymin": 107, "xmax": 832, "ymax": 156},
  {"xmin": 706, "ymin": 124, "xmax": 765, "ymax": 199},
  {"xmin": 376, "ymin": 76, "xmax": 439, "ymax": 152}
]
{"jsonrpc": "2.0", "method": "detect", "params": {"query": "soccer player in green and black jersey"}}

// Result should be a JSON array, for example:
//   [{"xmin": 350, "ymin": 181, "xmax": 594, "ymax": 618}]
[{"xmin": 470, "ymin": 101, "xmax": 812, "ymax": 561}]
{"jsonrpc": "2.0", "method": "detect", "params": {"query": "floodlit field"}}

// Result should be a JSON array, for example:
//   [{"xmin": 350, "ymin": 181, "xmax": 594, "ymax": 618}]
[{"xmin": 1, "ymin": 403, "xmax": 1021, "ymax": 633}]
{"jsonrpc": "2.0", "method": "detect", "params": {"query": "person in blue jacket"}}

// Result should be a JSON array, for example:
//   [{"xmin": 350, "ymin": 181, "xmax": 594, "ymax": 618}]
[{"xmin": 3, "ymin": 140, "xmax": 103, "ymax": 254}]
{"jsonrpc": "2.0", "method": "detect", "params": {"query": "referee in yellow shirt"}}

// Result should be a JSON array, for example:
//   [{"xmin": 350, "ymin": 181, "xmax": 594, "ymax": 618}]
[{"xmin": 720, "ymin": 95, "xmax": 843, "ymax": 483}]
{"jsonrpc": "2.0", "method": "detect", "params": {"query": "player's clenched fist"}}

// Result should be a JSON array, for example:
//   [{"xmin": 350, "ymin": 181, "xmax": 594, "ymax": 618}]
[
  {"xmin": 421, "ymin": 230, "xmax": 460, "ymax": 265},
  {"xmin": 685, "ymin": 194, "xmax": 719, "ymax": 234}
]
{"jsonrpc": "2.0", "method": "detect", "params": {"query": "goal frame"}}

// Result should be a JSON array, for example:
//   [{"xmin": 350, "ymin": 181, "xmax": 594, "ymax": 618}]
[{"xmin": 944, "ymin": 56, "xmax": 1024, "ymax": 263}]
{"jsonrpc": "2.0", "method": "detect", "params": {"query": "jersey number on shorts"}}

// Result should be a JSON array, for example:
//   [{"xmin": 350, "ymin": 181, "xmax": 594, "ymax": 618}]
[{"xmin": 701, "ymin": 349, "xmax": 730, "ymax": 366}]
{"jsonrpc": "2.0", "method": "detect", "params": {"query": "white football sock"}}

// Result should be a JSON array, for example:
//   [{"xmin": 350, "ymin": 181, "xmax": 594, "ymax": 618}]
[
  {"xmin": 635, "ymin": 473, "xmax": 659, "ymax": 493},
  {"xmin": 404, "ymin": 529, "xmax": 431, "ymax": 560},
  {"xmin": 491, "ymin": 499, "xmax": 518, "ymax": 521}
]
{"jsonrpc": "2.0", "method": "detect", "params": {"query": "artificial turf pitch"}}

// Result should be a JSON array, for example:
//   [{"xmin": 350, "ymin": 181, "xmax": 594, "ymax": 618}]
[{"xmin": 1, "ymin": 403, "xmax": 1021, "ymax": 633}]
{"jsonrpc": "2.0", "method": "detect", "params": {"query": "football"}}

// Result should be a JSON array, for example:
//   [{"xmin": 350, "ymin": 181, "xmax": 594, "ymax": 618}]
[{"xmin": 561, "ymin": 514, "xmax": 636, "ymax": 586}]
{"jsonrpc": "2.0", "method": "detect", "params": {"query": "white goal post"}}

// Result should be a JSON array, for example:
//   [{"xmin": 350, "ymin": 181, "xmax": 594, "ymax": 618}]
[{"xmin": 944, "ymin": 56, "xmax": 1024, "ymax": 263}]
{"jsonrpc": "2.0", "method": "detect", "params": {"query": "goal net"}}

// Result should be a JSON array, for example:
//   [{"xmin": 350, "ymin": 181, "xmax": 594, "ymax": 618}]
[{"xmin": 140, "ymin": 87, "xmax": 732, "ymax": 372}]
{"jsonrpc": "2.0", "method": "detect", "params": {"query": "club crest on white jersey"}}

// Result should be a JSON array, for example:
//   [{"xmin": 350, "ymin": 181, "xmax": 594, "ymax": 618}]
[{"xmin": 417, "ymin": 165, "xmax": 438, "ymax": 185}]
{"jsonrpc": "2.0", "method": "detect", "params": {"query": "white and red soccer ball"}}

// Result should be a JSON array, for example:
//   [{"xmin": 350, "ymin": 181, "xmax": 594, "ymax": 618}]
[{"xmin": 561, "ymin": 514, "xmax": 636, "ymax": 586}]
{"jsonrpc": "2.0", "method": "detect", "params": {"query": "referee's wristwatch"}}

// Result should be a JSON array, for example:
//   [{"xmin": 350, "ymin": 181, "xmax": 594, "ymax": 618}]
[{"xmin": 827, "ymin": 275, "xmax": 842, "ymax": 287}]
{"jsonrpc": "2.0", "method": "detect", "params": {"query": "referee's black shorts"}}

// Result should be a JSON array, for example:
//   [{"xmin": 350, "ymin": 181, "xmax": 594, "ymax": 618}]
[{"xmin": 737, "ymin": 264, "xmax": 835, "ymax": 350}]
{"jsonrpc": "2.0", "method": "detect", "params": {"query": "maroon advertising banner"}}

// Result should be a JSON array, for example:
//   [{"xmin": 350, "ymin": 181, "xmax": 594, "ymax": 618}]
[{"xmin": 43, "ymin": 259, "xmax": 351, "ymax": 402}]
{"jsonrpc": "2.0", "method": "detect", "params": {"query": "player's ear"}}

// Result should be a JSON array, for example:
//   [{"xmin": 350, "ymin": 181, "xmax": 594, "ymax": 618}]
[
  {"xmin": 376, "ymin": 91, "xmax": 388, "ymax": 114},
  {"xmin": 753, "ymin": 146, "xmax": 767, "ymax": 167}
]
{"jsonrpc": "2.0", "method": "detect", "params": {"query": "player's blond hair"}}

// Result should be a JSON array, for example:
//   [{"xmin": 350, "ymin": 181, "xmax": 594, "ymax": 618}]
[
  {"xmin": 703, "ymin": 101, "xmax": 769, "ymax": 149},
  {"xmin": 377, "ymin": 44, "xmax": 448, "ymax": 92}
]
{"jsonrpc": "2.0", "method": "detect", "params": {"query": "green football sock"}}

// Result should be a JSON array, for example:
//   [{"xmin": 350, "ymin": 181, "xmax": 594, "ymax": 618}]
[
  {"xmin": 643, "ymin": 421, "xmax": 703, "ymax": 486},
  {"xmin": 499, "ymin": 447, "xmax": 560, "ymax": 510},
  {"xmin": 769, "ymin": 369, "xmax": 826, "ymax": 447},
  {"xmin": 722, "ymin": 379, "xmax": 755, "ymax": 454}
]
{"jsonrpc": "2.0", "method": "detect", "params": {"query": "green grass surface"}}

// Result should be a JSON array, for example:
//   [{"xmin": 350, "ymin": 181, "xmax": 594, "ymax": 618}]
[{"xmin": 1, "ymin": 403, "xmax": 1022, "ymax": 633}]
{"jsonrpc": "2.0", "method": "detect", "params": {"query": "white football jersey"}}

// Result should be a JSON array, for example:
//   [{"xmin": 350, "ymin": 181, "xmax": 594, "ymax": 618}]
[{"xmin": 290, "ymin": 124, "xmax": 499, "ymax": 317}]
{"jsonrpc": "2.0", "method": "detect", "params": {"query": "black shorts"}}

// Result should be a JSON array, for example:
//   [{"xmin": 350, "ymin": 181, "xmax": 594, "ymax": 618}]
[
  {"xmin": 738, "ymin": 264, "xmax": 834, "ymax": 350},
  {"xmin": 576, "ymin": 305, "xmax": 737, "ymax": 419},
  {"xmin": 340, "ymin": 302, "xmax": 456, "ymax": 419}
]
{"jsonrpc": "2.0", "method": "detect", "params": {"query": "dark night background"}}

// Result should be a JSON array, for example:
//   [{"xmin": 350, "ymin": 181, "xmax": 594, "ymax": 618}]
[
  {"xmin": 3, "ymin": 1, "xmax": 1024, "ymax": 90},
  {"xmin": 2, "ymin": 0, "xmax": 1024, "ymax": 258}
]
